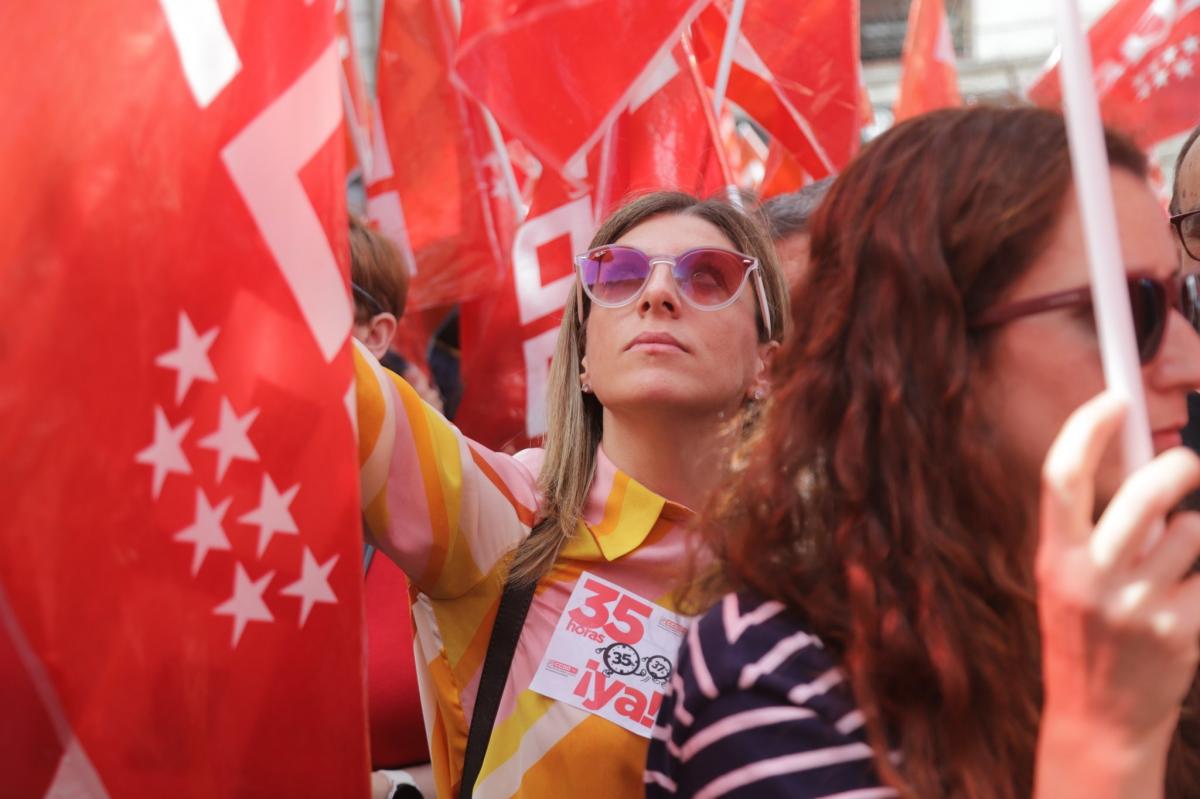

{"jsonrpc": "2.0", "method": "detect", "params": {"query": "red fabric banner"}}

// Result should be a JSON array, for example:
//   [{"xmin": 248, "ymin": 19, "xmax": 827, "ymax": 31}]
[
  {"xmin": 1027, "ymin": 0, "xmax": 1200, "ymax": 148},
  {"xmin": 695, "ymin": 0, "xmax": 861, "ymax": 180},
  {"xmin": 0, "ymin": 3, "xmax": 369, "ymax": 796},
  {"xmin": 338, "ymin": 0, "xmax": 374, "ymax": 180},
  {"xmin": 893, "ymin": 0, "xmax": 962, "ymax": 122},
  {"xmin": 453, "ymin": 0, "xmax": 712, "ymax": 181},
  {"xmin": 368, "ymin": 0, "xmax": 517, "ymax": 310},
  {"xmin": 455, "ymin": 47, "xmax": 725, "ymax": 450}
]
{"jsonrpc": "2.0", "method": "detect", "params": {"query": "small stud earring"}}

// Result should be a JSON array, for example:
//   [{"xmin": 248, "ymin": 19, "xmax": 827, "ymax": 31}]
[
  {"xmin": 753, "ymin": 388, "xmax": 765, "ymax": 401},
  {"xmin": 582, "ymin": 383, "xmax": 592, "ymax": 394}
]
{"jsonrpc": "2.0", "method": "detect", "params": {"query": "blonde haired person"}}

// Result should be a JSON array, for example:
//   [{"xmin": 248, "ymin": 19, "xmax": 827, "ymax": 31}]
[{"xmin": 353, "ymin": 191, "xmax": 788, "ymax": 798}]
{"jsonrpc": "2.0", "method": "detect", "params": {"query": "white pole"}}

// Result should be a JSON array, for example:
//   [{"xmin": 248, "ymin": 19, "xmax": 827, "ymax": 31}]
[
  {"xmin": 712, "ymin": 0, "xmax": 746, "ymax": 119},
  {"xmin": 1053, "ymin": 0, "xmax": 1157, "ymax": 499}
]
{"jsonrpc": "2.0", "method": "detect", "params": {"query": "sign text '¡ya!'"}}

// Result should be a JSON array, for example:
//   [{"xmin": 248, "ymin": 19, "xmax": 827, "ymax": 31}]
[{"xmin": 572, "ymin": 657, "xmax": 663, "ymax": 729}]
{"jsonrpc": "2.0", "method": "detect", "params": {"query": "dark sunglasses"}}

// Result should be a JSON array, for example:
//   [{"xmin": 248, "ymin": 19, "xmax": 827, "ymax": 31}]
[
  {"xmin": 1171, "ymin": 209, "xmax": 1200, "ymax": 262},
  {"xmin": 972, "ymin": 273, "xmax": 1200, "ymax": 364},
  {"xmin": 573, "ymin": 245, "xmax": 773, "ymax": 338}
]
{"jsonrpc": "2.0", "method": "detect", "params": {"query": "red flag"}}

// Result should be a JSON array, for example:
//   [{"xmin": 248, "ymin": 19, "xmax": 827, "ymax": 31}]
[
  {"xmin": 0, "ymin": 3, "xmax": 369, "ymax": 796},
  {"xmin": 695, "ymin": 0, "xmax": 861, "ymax": 180},
  {"xmin": 759, "ymin": 140, "xmax": 810, "ymax": 199},
  {"xmin": 1027, "ymin": 0, "xmax": 1200, "ymax": 148},
  {"xmin": 456, "ymin": 48, "xmax": 726, "ymax": 449},
  {"xmin": 454, "ymin": 0, "xmax": 711, "ymax": 181},
  {"xmin": 894, "ymin": 0, "xmax": 962, "ymax": 121},
  {"xmin": 368, "ymin": 0, "xmax": 517, "ymax": 311},
  {"xmin": 338, "ymin": 0, "xmax": 374, "ymax": 180},
  {"xmin": 456, "ymin": 175, "xmax": 586, "ymax": 451}
]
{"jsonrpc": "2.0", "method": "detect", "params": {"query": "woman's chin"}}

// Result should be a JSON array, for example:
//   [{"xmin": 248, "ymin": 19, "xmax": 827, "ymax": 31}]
[{"xmin": 600, "ymin": 380, "xmax": 742, "ymax": 417}]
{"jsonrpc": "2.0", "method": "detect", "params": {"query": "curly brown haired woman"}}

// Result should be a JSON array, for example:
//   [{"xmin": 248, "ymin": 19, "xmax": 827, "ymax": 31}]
[{"xmin": 645, "ymin": 107, "xmax": 1200, "ymax": 798}]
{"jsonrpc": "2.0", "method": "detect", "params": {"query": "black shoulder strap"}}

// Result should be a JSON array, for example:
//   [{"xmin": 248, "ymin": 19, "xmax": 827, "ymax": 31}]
[{"xmin": 457, "ymin": 577, "xmax": 537, "ymax": 799}]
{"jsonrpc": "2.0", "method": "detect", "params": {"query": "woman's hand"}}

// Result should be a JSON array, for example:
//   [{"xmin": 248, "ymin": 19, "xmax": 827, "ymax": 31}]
[{"xmin": 1035, "ymin": 392, "xmax": 1200, "ymax": 798}]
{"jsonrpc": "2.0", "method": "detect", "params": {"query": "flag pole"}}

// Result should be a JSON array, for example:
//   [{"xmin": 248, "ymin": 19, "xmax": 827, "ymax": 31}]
[
  {"xmin": 446, "ymin": 0, "xmax": 528, "ymax": 221},
  {"xmin": 1053, "ymin": 0, "xmax": 1158, "ymax": 529},
  {"xmin": 680, "ymin": 30, "xmax": 741, "ymax": 207}
]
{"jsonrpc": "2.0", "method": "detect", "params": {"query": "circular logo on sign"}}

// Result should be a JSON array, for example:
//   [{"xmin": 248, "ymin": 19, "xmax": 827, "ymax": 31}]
[
  {"xmin": 643, "ymin": 654, "xmax": 673, "ymax": 683},
  {"xmin": 600, "ymin": 642, "xmax": 641, "ymax": 676}
]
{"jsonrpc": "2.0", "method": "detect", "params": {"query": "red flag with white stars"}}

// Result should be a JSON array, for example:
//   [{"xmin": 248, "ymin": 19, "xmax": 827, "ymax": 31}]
[
  {"xmin": 0, "ymin": 2, "xmax": 369, "ymax": 796},
  {"xmin": 1027, "ymin": 0, "xmax": 1200, "ymax": 147}
]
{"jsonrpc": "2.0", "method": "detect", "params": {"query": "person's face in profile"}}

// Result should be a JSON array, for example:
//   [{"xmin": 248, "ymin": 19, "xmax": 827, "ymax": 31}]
[
  {"xmin": 1175, "ymin": 142, "xmax": 1200, "ymax": 272},
  {"xmin": 1173, "ymin": 139, "xmax": 1200, "ymax": 455}
]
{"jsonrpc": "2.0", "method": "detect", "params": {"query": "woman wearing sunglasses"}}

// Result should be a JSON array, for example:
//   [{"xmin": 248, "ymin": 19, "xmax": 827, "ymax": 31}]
[
  {"xmin": 1169, "ymin": 124, "xmax": 1200, "ymax": 458},
  {"xmin": 646, "ymin": 107, "xmax": 1200, "ymax": 798},
  {"xmin": 354, "ymin": 191, "xmax": 787, "ymax": 798}
]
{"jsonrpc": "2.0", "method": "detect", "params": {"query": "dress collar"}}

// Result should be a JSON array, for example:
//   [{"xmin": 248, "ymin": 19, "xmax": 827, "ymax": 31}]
[{"xmin": 581, "ymin": 446, "xmax": 694, "ymax": 561}]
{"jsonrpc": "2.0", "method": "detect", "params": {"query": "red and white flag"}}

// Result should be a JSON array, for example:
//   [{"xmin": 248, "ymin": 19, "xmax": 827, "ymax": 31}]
[
  {"xmin": 893, "ymin": 0, "xmax": 962, "ymax": 121},
  {"xmin": 0, "ymin": 3, "xmax": 369, "ymax": 796},
  {"xmin": 455, "ymin": 46, "xmax": 726, "ymax": 450},
  {"xmin": 453, "ymin": 0, "xmax": 711, "ymax": 182},
  {"xmin": 338, "ymin": 0, "xmax": 374, "ymax": 180},
  {"xmin": 1027, "ymin": 0, "xmax": 1200, "ymax": 147},
  {"xmin": 368, "ymin": 0, "xmax": 518, "ymax": 311},
  {"xmin": 694, "ymin": 0, "xmax": 861, "ymax": 180}
]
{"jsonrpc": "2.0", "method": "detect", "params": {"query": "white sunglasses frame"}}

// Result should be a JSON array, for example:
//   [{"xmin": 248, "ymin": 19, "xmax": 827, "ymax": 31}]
[{"xmin": 572, "ymin": 245, "xmax": 774, "ymax": 339}]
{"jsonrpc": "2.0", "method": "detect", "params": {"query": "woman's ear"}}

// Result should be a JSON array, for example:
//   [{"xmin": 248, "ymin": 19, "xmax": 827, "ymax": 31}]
[
  {"xmin": 746, "ymin": 340, "xmax": 779, "ymax": 402},
  {"xmin": 579, "ymin": 355, "xmax": 591, "ymax": 392},
  {"xmin": 362, "ymin": 312, "xmax": 398, "ymax": 360}
]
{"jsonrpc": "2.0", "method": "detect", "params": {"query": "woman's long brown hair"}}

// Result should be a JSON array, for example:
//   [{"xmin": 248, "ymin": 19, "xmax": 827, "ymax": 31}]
[{"xmin": 702, "ymin": 106, "xmax": 1200, "ymax": 797}]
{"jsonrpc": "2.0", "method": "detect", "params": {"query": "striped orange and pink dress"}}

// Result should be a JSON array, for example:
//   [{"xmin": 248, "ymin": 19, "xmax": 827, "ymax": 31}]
[{"xmin": 355, "ymin": 347, "xmax": 697, "ymax": 798}]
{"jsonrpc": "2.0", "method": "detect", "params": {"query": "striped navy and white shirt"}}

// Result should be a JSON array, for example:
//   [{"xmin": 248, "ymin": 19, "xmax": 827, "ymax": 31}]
[{"xmin": 645, "ymin": 590, "xmax": 897, "ymax": 799}]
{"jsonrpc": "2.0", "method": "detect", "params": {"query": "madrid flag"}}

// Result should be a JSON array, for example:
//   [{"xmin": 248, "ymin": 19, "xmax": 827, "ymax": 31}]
[
  {"xmin": 1027, "ymin": 0, "xmax": 1200, "ymax": 147},
  {"xmin": 0, "ymin": 3, "xmax": 369, "ymax": 796}
]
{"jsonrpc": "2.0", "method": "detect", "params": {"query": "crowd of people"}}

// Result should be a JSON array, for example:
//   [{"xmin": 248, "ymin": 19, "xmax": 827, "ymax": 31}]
[{"xmin": 350, "ymin": 106, "xmax": 1200, "ymax": 798}]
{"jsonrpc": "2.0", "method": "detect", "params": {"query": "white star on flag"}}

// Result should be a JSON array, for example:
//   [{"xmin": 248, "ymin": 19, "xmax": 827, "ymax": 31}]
[
  {"xmin": 239, "ymin": 474, "xmax": 300, "ymax": 557},
  {"xmin": 174, "ymin": 488, "xmax": 233, "ymax": 575},
  {"xmin": 213, "ymin": 562, "xmax": 275, "ymax": 647},
  {"xmin": 134, "ymin": 406, "xmax": 192, "ymax": 499},
  {"xmin": 155, "ymin": 312, "xmax": 218, "ymax": 406},
  {"xmin": 1184, "ymin": 36, "xmax": 1200, "ymax": 56},
  {"xmin": 198, "ymin": 397, "xmax": 260, "ymax": 482},
  {"xmin": 1175, "ymin": 58, "xmax": 1194, "ymax": 78},
  {"xmin": 280, "ymin": 548, "xmax": 340, "ymax": 626}
]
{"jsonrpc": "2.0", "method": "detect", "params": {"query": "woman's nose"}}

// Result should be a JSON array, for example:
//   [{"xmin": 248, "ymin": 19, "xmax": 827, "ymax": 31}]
[
  {"xmin": 1152, "ymin": 308, "xmax": 1200, "ymax": 391},
  {"xmin": 639, "ymin": 261, "xmax": 682, "ymax": 316}
]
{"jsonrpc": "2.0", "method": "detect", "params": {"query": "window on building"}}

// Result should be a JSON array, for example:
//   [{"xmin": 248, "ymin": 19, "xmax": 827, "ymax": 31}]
[{"xmin": 861, "ymin": 0, "xmax": 971, "ymax": 62}]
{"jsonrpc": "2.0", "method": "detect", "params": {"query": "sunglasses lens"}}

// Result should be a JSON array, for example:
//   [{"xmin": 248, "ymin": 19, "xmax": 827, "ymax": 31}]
[
  {"xmin": 1181, "ymin": 213, "xmax": 1200, "ymax": 261},
  {"xmin": 580, "ymin": 247, "xmax": 651, "ymax": 305},
  {"xmin": 1129, "ymin": 278, "xmax": 1167, "ymax": 364},
  {"xmin": 674, "ymin": 249, "xmax": 749, "ymax": 307}
]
